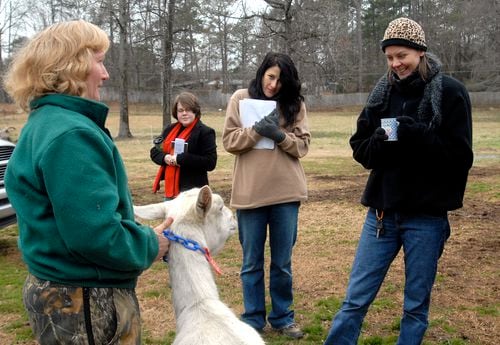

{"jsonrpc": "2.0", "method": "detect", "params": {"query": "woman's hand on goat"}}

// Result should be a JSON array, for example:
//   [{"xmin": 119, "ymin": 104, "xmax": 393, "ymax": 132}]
[{"xmin": 154, "ymin": 216, "xmax": 173, "ymax": 260}]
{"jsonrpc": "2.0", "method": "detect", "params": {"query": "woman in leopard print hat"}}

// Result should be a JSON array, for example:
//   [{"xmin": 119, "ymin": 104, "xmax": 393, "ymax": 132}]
[{"xmin": 324, "ymin": 17, "xmax": 473, "ymax": 345}]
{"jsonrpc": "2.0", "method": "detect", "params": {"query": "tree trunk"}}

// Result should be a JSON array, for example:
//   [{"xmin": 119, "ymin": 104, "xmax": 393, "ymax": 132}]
[
  {"xmin": 117, "ymin": 0, "xmax": 132, "ymax": 138},
  {"xmin": 221, "ymin": 24, "xmax": 230, "ymax": 94},
  {"xmin": 355, "ymin": 0, "xmax": 363, "ymax": 92},
  {"xmin": 161, "ymin": 0, "xmax": 176, "ymax": 128}
]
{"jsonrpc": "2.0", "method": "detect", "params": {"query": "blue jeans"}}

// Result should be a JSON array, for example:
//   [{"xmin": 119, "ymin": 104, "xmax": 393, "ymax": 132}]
[
  {"xmin": 324, "ymin": 208, "xmax": 450, "ymax": 345},
  {"xmin": 237, "ymin": 202, "xmax": 299, "ymax": 330}
]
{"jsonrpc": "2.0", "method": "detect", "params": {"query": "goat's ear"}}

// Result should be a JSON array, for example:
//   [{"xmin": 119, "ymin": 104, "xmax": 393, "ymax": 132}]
[
  {"xmin": 134, "ymin": 202, "xmax": 168, "ymax": 220},
  {"xmin": 196, "ymin": 185, "xmax": 212, "ymax": 217}
]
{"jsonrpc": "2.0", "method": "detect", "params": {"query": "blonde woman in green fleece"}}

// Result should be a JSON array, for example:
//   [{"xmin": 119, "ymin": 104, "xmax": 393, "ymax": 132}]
[{"xmin": 3, "ymin": 20, "xmax": 169, "ymax": 345}]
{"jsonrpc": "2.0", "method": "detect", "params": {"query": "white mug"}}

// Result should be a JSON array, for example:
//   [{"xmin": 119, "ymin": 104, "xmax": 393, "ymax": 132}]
[{"xmin": 381, "ymin": 118, "xmax": 398, "ymax": 141}]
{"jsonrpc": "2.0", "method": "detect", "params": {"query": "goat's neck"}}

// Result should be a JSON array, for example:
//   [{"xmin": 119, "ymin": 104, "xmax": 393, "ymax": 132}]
[{"xmin": 167, "ymin": 223, "xmax": 220, "ymax": 317}]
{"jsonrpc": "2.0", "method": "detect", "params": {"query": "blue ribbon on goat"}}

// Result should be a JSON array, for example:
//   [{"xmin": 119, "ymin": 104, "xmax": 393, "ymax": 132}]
[
  {"xmin": 162, "ymin": 229, "xmax": 222, "ymax": 275},
  {"xmin": 162, "ymin": 229, "xmax": 205, "ymax": 262}
]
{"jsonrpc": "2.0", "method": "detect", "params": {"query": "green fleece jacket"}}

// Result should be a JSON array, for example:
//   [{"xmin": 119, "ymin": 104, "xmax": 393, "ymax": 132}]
[{"xmin": 5, "ymin": 94, "xmax": 158, "ymax": 288}]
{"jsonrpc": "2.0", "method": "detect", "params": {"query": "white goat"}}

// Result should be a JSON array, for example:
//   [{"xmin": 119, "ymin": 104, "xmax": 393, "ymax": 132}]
[{"xmin": 134, "ymin": 186, "xmax": 265, "ymax": 345}]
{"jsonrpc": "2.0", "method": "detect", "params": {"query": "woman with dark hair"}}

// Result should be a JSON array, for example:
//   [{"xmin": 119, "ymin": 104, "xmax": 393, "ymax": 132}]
[
  {"xmin": 324, "ymin": 17, "xmax": 473, "ymax": 345},
  {"xmin": 223, "ymin": 52, "xmax": 311, "ymax": 339},
  {"xmin": 248, "ymin": 53, "xmax": 303, "ymax": 127},
  {"xmin": 151, "ymin": 91, "xmax": 217, "ymax": 199}
]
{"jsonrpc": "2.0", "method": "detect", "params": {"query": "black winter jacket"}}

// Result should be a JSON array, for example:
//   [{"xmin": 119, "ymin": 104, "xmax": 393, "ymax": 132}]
[
  {"xmin": 150, "ymin": 120, "xmax": 217, "ymax": 192},
  {"xmin": 350, "ymin": 54, "xmax": 473, "ymax": 214}
]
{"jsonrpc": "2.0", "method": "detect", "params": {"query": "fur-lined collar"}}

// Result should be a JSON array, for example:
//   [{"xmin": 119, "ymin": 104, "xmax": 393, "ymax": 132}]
[{"xmin": 366, "ymin": 53, "xmax": 443, "ymax": 130}]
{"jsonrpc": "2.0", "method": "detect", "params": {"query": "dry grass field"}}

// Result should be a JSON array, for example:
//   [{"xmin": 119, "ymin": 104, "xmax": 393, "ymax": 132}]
[{"xmin": 0, "ymin": 102, "xmax": 498, "ymax": 345}]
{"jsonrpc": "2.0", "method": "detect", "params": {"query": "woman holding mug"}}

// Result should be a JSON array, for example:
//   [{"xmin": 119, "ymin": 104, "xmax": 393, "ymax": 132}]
[
  {"xmin": 151, "ymin": 91, "xmax": 217, "ymax": 199},
  {"xmin": 324, "ymin": 17, "xmax": 473, "ymax": 345}
]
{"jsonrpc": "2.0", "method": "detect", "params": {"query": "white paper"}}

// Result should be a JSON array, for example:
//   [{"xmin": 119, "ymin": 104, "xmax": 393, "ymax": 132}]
[
  {"xmin": 173, "ymin": 138, "xmax": 186, "ymax": 154},
  {"xmin": 239, "ymin": 99, "xmax": 277, "ymax": 149}
]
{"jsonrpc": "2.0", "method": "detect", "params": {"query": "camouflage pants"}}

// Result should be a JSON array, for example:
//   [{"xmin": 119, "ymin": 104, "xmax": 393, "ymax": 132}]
[{"xmin": 23, "ymin": 274, "xmax": 141, "ymax": 345}]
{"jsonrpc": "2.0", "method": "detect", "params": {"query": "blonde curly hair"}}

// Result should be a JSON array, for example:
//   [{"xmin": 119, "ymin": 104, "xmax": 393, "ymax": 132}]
[{"xmin": 3, "ymin": 20, "xmax": 109, "ymax": 111}]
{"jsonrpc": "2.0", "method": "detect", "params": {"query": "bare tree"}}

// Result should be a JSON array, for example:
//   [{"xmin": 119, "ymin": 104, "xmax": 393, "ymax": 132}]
[
  {"xmin": 3, "ymin": 0, "xmax": 499, "ymax": 110},
  {"xmin": 114, "ymin": 0, "xmax": 132, "ymax": 138},
  {"xmin": 0, "ymin": 0, "xmax": 29, "ymax": 101},
  {"xmin": 354, "ymin": 0, "xmax": 363, "ymax": 91},
  {"xmin": 232, "ymin": 14, "xmax": 259, "ymax": 88},
  {"xmin": 160, "ymin": 0, "xmax": 175, "ymax": 127},
  {"xmin": 25, "ymin": 0, "xmax": 94, "ymax": 29},
  {"xmin": 176, "ymin": 0, "xmax": 203, "ymax": 81},
  {"xmin": 199, "ymin": 0, "xmax": 238, "ymax": 94},
  {"xmin": 260, "ymin": 0, "xmax": 294, "ymax": 54}
]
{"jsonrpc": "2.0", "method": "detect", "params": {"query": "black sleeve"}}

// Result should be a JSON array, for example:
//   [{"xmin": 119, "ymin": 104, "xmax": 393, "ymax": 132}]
[
  {"xmin": 349, "ymin": 107, "xmax": 388, "ymax": 169},
  {"xmin": 150, "ymin": 126, "xmax": 171, "ymax": 166}
]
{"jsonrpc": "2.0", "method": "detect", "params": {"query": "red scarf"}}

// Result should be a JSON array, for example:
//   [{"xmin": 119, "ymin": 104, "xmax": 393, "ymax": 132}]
[{"xmin": 152, "ymin": 118, "xmax": 199, "ymax": 198}]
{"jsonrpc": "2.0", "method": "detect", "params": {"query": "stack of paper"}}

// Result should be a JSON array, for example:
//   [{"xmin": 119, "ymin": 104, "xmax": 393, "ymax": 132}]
[{"xmin": 239, "ymin": 99, "xmax": 277, "ymax": 149}]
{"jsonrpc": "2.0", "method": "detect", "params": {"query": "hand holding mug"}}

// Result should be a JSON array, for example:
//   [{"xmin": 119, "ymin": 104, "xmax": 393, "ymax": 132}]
[
  {"xmin": 164, "ymin": 154, "xmax": 177, "ymax": 166},
  {"xmin": 396, "ymin": 116, "xmax": 427, "ymax": 141}
]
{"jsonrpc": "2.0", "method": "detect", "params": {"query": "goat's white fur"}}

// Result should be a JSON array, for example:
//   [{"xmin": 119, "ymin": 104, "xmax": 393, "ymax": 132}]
[{"xmin": 134, "ymin": 186, "xmax": 265, "ymax": 345}]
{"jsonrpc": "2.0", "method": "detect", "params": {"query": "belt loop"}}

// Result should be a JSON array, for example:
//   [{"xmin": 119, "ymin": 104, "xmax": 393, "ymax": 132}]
[{"xmin": 83, "ymin": 287, "xmax": 96, "ymax": 345}]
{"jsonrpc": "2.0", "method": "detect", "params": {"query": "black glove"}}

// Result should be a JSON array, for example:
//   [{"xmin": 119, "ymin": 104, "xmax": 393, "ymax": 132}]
[
  {"xmin": 253, "ymin": 115, "xmax": 286, "ymax": 143},
  {"xmin": 396, "ymin": 116, "xmax": 426, "ymax": 141},
  {"xmin": 254, "ymin": 109, "xmax": 280, "ymax": 127},
  {"xmin": 265, "ymin": 108, "xmax": 280, "ymax": 126},
  {"xmin": 372, "ymin": 127, "xmax": 388, "ymax": 141}
]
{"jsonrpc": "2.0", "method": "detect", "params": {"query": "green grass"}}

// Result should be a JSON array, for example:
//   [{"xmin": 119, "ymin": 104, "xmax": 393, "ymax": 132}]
[
  {"xmin": 302, "ymin": 156, "xmax": 363, "ymax": 176},
  {"xmin": 0, "ymin": 255, "xmax": 26, "ymax": 314},
  {"xmin": 142, "ymin": 329, "xmax": 176, "ymax": 345},
  {"xmin": 474, "ymin": 305, "xmax": 499, "ymax": 317},
  {"xmin": 0, "ymin": 227, "xmax": 33, "ymax": 342}
]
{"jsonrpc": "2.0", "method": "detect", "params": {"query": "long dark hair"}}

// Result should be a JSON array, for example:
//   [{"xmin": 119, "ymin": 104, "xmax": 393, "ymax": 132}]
[{"xmin": 248, "ymin": 52, "xmax": 304, "ymax": 127}]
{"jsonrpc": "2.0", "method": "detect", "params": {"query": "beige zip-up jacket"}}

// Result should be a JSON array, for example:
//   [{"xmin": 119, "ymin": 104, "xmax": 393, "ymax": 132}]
[{"xmin": 222, "ymin": 89, "xmax": 310, "ymax": 209}]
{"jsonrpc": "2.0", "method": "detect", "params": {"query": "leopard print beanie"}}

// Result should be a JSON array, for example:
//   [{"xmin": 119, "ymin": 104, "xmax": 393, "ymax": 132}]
[{"xmin": 381, "ymin": 17, "xmax": 427, "ymax": 52}]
